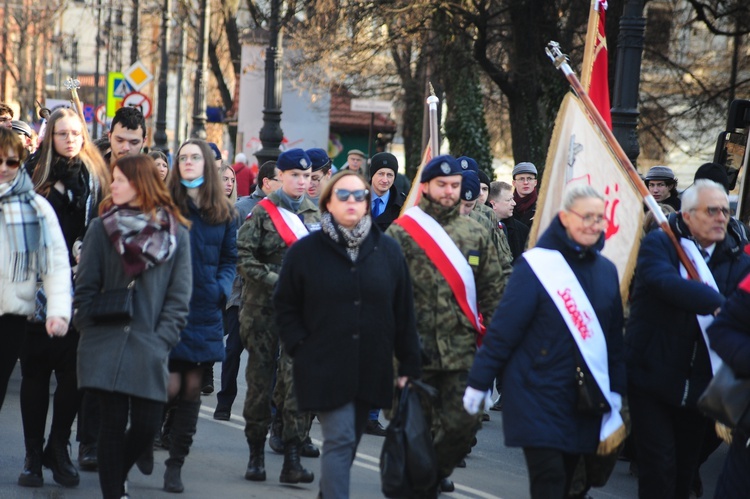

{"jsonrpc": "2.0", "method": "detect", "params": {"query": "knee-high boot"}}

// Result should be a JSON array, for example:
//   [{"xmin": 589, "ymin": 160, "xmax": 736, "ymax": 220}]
[{"xmin": 163, "ymin": 400, "xmax": 201, "ymax": 493}]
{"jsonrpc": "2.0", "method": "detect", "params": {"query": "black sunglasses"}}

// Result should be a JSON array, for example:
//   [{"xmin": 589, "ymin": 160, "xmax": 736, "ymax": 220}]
[
  {"xmin": 0, "ymin": 158, "xmax": 21, "ymax": 168},
  {"xmin": 334, "ymin": 188, "xmax": 368, "ymax": 202}
]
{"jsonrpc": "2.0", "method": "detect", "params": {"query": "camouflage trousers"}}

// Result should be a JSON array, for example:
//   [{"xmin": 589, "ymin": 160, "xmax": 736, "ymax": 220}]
[
  {"xmin": 240, "ymin": 305, "xmax": 308, "ymax": 443},
  {"xmin": 421, "ymin": 370, "xmax": 482, "ymax": 478}
]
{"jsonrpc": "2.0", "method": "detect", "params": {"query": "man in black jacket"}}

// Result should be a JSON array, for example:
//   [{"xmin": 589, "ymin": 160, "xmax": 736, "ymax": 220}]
[
  {"xmin": 489, "ymin": 181, "xmax": 529, "ymax": 264},
  {"xmin": 370, "ymin": 152, "xmax": 405, "ymax": 232}
]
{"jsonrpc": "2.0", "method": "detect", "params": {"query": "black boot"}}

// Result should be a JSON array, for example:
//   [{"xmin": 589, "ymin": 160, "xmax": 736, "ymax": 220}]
[
  {"xmin": 300, "ymin": 436, "xmax": 320, "ymax": 458},
  {"xmin": 163, "ymin": 399, "xmax": 201, "ymax": 493},
  {"xmin": 160, "ymin": 402, "xmax": 176, "ymax": 449},
  {"xmin": 42, "ymin": 433, "xmax": 80, "ymax": 487},
  {"xmin": 201, "ymin": 364, "xmax": 214, "ymax": 395},
  {"xmin": 78, "ymin": 442, "xmax": 98, "ymax": 471},
  {"xmin": 135, "ymin": 443, "xmax": 154, "ymax": 475},
  {"xmin": 279, "ymin": 438, "xmax": 314, "ymax": 484},
  {"xmin": 18, "ymin": 439, "xmax": 44, "ymax": 487},
  {"xmin": 244, "ymin": 440, "xmax": 266, "ymax": 481},
  {"xmin": 269, "ymin": 411, "xmax": 283, "ymax": 454}
]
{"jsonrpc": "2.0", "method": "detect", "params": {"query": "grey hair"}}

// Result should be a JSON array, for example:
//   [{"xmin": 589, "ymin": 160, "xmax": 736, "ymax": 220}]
[
  {"xmin": 561, "ymin": 184, "xmax": 605, "ymax": 211},
  {"xmin": 681, "ymin": 179, "xmax": 727, "ymax": 213}
]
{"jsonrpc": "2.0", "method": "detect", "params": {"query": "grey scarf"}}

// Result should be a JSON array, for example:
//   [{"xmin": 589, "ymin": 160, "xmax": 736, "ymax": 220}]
[{"xmin": 320, "ymin": 211, "xmax": 371, "ymax": 262}]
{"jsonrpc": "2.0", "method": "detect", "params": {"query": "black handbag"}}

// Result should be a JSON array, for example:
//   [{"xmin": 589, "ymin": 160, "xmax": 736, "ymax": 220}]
[
  {"xmin": 89, "ymin": 280, "xmax": 135, "ymax": 323},
  {"xmin": 697, "ymin": 362, "xmax": 750, "ymax": 434},
  {"xmin": 574, "ymin": 348, "xmax": 611, "ymax": 416}
]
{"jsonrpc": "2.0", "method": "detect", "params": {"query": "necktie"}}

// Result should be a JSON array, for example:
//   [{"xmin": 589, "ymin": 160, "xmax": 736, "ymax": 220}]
[{"xmin": 372, "ymin": 198, "xmax": 383, "ymax": 218}]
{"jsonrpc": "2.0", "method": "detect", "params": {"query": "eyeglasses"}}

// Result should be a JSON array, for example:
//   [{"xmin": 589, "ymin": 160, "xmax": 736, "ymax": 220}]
[
  {"xmin": 178, "ymin": 154, "xmax": 203, "ymax": 163},
  {"xmin": 568, "ymin": 209, "xmax": 608, "ymax": 227},
  {"xmin": 334, "ymin": 188, "xmax": 368, "ymax": 202},
  {"xmin": 53, "ymin": 130, "xmax": 82, "ymax": 139},
  {"xmin": 515, "ymin": 176, "xmax": 536, "ymax": 183},
  {"xmin": 268, "ymin": 177, "xmax": 281, "ymax": 183},
  {"xmin": 0, "ymin": 157, "xmax": 21, "ymax": 168},
  {"xmin": 693, "ymin": 206, "xmax": 730, "ymax": 218}
]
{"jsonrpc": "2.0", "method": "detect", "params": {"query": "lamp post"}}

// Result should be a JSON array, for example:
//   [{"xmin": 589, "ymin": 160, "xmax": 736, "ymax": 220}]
[
  {"xmin": 153, "ymin": 0, "xmax": 171, "ymax": 151},
  {"xmin": 190, "ymin": 0, "xmax": 209, "ymax": 139},
  {"xmin": 611, "ymin": 0, "xmax": 646, "ymax": 165},
  {"xmin": 254, "ymin": 0, "xmax": 283, "ymax": 165}
]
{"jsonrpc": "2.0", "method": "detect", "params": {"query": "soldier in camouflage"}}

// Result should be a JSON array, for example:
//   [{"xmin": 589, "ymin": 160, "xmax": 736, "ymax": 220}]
[
  {"xmin": 386, "ymin": 155, "xmax": 506, "ymax": 496},
  {"xmin": 236, "ymin": 148, "xmax": 320, "ymax": 485}
]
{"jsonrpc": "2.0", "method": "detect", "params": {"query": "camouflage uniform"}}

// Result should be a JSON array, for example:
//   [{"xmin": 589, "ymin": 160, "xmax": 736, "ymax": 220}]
[
  {"xmin": 468, "ymin": 209, "xmax": 513, "ymax": 277},
  {"xmin": 386, "ymin": 195, "xmax": 506, "ymax": 479},
  {"xmin": 237, "ymin": 190, "xmax": 320, "ymax": 444}
]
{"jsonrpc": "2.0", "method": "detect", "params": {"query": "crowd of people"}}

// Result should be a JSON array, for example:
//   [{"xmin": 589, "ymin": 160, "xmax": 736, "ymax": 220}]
[{"xmin": 0, "ymin": 99, "xmax": 749, "ymax": 499}]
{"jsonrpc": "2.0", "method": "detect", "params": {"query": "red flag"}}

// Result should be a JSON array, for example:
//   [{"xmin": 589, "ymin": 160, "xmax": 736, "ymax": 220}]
[{"xmin": 588, "ymin": 0, "xmax": 611, "ymax": 129}]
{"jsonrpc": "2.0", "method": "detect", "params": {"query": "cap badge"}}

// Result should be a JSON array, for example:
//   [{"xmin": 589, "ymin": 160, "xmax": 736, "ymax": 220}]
[
  {"xmin": 464, "ymin": 191, "xmax": 473, "ymax": 200},
  {"xmin": 440, "ymin": 162, "xmax": 451, "ymax": 174},
  {"xmin": 461, "ymin": 160, "xmax": 468, "ymax": 170}
]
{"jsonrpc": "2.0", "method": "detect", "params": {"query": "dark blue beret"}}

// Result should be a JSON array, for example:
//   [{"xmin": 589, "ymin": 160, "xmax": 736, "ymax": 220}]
[
  {"xmin": 457, "ymin": 156, "xmax": 479, "ymax": 173},
  {"xmin": 305, "ymin": 148, "xmax": 331, "ymax": 172},
  {"xmin": 208, "ymin": 142, "xmax": 222, "ymax": 160},
  {"xmin": 277, "ymin": 148, "xmax": 312, "ymax": 171},
  {"xmin": 461, "ymin": 171, "xmax": 481, "ymax": 201},
  {"xmin": 420, "ymin": 155, "xmax": 462, "ymax": 183}
]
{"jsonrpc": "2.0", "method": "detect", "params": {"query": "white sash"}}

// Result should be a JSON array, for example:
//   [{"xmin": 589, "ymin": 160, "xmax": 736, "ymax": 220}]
[
  {"xmin": 278, "ymin": 206, "xmax": 309, "ymax": 239},
  {"xmin": 678, "ymin": 240, "xmax": 722, "ymax": 375},
  {"xmin": 524, "ymin": 247, "xmax": 624, "ymax": 442}
]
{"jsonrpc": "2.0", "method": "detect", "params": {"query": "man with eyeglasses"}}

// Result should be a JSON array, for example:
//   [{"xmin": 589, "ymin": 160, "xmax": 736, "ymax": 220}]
[
  {"xmin": 387, "ymin": 155, "xmax": 505, "ymax": 496},
  {"xmin": 625, "ymin": 179, "xmax": 750, "ymax": 499},
  {"xmin": 0, "ymin": 102, "xmax": 14, "ymax": 129},
  {"xmin": 511, "ymin": 162, "xmax": 538, "ymax": 228},
  {"xmin": 237, "ymin": 148, "xmax": 319, "ymax": 485}
]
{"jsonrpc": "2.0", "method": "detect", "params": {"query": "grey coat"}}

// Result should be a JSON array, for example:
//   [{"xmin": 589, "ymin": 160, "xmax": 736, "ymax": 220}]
[{"xmin": 73, "ymin": 217, "xmax": 192, "ymax": 402}]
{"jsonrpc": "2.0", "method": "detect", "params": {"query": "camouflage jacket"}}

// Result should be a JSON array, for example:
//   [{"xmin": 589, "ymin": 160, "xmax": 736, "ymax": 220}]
[
  {"xmin": 468, "ymin": 210, "xmax": 513, "ymax": 278},
  {"xmin": 386, "ymin": 196, "xmax": 505, "ymax": 371},
  {"xmin": 236, "ymin": 190, "xmax": 320, "ymax": 308}
]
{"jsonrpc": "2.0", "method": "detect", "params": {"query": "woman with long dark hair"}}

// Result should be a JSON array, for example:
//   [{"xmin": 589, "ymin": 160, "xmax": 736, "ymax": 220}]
[
  {"xmin": 163, "ymin": 139, "xmax": 237, "ymax": 493},
  {"xmin": 74, "ymin": 154, "xmax": 192, "ymax": 498}
]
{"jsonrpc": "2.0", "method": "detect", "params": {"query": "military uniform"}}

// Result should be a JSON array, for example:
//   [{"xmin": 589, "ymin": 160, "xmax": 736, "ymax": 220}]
[
  {"xmin": 386, "ymin": 194, "xmax": 505, "ymax": 479},
  {"xmin": 237, "ymin": 189, "xmax": 320, "ymax": 445},
  {"xmin": 469, "ymin": 207, "xmax": 513, "ymax": 278}
]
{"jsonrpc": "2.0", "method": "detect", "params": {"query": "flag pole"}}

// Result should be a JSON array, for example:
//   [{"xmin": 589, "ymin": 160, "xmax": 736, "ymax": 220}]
[
  {"xmin": 545, "ymin": 41, "xmax": 700, "ymax": 281},
  {"xmin": 400, "ymin": 85, "xmax": 439, "ymax": 216}
]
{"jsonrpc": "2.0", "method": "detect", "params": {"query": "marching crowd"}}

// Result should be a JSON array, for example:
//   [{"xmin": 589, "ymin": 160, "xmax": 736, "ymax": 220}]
[{"xmin": 0, "ymin": 100, "xmax": 749, "ymax": 499}]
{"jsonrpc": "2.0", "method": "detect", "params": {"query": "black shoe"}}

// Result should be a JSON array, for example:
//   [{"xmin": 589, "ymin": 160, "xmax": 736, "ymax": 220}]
[
  {"xmin": 213, "ymin": 409, "xmax": 231, "ymax": 421},
  {"xmin": 456, "ymin": 458, "xmax": 466, "ymax": 468},
  {"xmin": 135, "ymin": 445, "xmax": 154, "ymax": 475},
  {"xmin": 440, "ymin": 477, "xmax": 455, "ymax": 492},
  {"xmin": 482, "ymin": 412, "xmax": 490, "ymax": 422},
  {"xmin": 18, "ymin": 439, "xmax": 44, "ymax": 488},
  {"xmin": 42, "ymin": 436, "xmax": 80, "ymax": 487},
  {"xmin": 244, "ymin": 440, "xmax": 266, "ymax": 481},
  {"xmin": 300, "ymin": 436, "xmax": 320, "ymax": 458},
  {"xmin": 364, "ymin": 420, "xmax": 387, "ymax": 437},
  {"xmin": 163, "ymin": 464, "xmax": 183, "ymax": 493},
  {"xmin": 279, "ymin": 440, "xmax": 314, "ymax": 484},
  {"xmin": 201, "ymin": 365, "xmax": 214, "ymax": 395},
  {"xmin": 78, "ymin": 443, "xmax": 98, "ymax": 471}
]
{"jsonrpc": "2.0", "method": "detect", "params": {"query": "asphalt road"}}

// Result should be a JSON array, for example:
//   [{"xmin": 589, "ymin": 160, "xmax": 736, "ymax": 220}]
[{"xmin": 0, "ymin": 359, "xmax": 727, "ymax": 498}]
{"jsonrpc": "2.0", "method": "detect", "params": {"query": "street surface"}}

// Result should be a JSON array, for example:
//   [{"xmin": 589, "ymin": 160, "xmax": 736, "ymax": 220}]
[{"xmin": 0, "ymin": 357, "xmax": 726, "ymax": 498}]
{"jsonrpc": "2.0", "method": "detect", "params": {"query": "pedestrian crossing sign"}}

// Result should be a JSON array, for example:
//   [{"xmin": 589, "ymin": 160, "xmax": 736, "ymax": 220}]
[{"xmin": 107, "ymin": 72, "xmax": 132, "ymax": 117}]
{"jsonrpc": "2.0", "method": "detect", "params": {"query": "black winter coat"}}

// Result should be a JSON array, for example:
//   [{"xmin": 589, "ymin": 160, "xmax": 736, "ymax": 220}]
[
  {"xmin": 372, "ymin": 185, "xmax": 406, "ymax": 232},
  {"xmin": 274, "ymin": 224, "xmax": 422, "ymax": 412}
]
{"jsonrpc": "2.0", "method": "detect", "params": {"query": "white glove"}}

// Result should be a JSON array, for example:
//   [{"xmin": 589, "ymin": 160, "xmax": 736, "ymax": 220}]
[{"xmin": 463, "ymin": 387, "xmax": 492, "ymax": 415}]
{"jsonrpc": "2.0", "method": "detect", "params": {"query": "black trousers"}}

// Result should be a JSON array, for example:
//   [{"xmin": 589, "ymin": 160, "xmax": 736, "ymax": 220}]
[
  {"xmin": 523, "ymin": 448, "xmax": 581, "ymax": 499},
  {"xmin": 0, "ymin": 314, "xmax": 26, "ymax": 411},
  {"xmin": 96, "ymin": 390, "xmax": 164, "ymax": 499},
  {"xmin": 216, "ymin": 306, "xmax": 243, "ymax": 412},
  {"xmin": 77, "ymin": 389, "xmax": 100, "ymax": 446},
  {"xmin": 20, "ymin": 323, "xmax": 80, "ymax": 442}
]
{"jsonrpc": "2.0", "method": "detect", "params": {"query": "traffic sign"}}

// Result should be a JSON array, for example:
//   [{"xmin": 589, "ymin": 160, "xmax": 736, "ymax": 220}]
[
  {"xmin": 122, "ymin": 91, "xmax": 153, "ymax": 119},
  {"xmin": 107, "ymin": 72, "xmax": 131, "ymax": 117},
  {"xmin": 124, "ymin": 60, "xmax": 154, "ymax": 91},
  {"xmin": 350, "ymin": 99, "xmax": 392, "ymax": 114},
  {"xmin": 95, "ymin": 104, "xmax": 107, "ymax": 126},
  {"xmin": 83, "ymin": 104, "xmax": 95, "ymax": 124}
]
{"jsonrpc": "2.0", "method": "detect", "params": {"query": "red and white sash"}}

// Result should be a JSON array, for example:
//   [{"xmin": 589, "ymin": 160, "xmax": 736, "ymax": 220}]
[
  {"xmin": 679, "ymin": 240, "xmax": 722, "ymax": 375},
  {"xmin": 524, "ymin": 247, "xmax": 623, "ymax": 442},
  {"xmin": 394, "ymin": 206, "xmax": 483, "ymax": 335},
  {"xmin": 257, "ymin": 198, "xmax": 309, "ymax": 247}
]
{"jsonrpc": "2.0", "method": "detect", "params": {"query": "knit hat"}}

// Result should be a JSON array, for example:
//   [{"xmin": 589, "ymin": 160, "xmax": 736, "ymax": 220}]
[
  {"xmin": 461, "ymin": 171, "xmax": 481, "ymax": 201},
  {"xmin": 306, "ymin": 148, "xmax": 331, "ymax": 172},
  {"xmin": 512, "ymin": 162, "xmax": 537, "ymax": 178},
  {"xmin": 370, "ymin": 152, "xmax": 398, "ymax": 179},
  {"xmin": 420, "ymin": 155, "xmax": 462, "ymax": 183},
  {"xmin": 277, "ymin": 148, "xmax": 311, "ymax": 171},
  {"xmin": 477, "ymin": 169, "xmax": 491, "ymax": 187},
  {"xmin": 457, "ymin": 156, "xmax": 479, "ymax": 173},
  {"xmin": 208, "ymin": 142, "xmax": 222, "ymax": 160},
  {"xmin": 693, "ymin": 162, "xmax": 729, "ymax": 192},
  {"xmin": 644, "ymin": 165, "xmax": 675, "ymax": 182}
]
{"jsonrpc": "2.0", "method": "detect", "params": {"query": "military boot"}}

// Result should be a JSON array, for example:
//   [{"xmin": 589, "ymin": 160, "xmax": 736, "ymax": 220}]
[
  {"xmin": 279, "ymin": 438, "xmax": 314, "ymax": 484},
  {"xmin": 244, "ymin": 440, "xmax": 266, "ymax": 481},
  {"xmin": 268, "ymin": 411, "xmax": 283, "ymax": 454},
  {"xmin": 42, "ymin": 433, "xmax": 80, "ymax": 487},
  {"xmin": 163, "ymin": 399, "xmax": 201, "ymax": 493},
  {"xmin": 17, "ymin": 438, "xmax": 44, "ymax": 487}
]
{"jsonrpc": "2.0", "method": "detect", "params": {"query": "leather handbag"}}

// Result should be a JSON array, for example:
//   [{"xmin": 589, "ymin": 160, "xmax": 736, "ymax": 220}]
[
  {"xmin": 698, "ymin": 362, "xmax": 750, "ymax": 434},
  {"xmin": 89, "ymin": 280, "xmax": 135, "ymax": 323},
  {"xmin": 574, "ymin": 348, "xmax": 611, "ymax": 415}
]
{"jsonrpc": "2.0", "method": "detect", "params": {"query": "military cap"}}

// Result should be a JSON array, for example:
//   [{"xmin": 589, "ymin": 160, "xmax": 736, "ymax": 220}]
[
  {"xmin": 420, "ymin": 154, "xmax": 462, "ymax": 183},
  {"xmin": 457, "ymin": 156, "xmax": 479, "ymax": 173},
  {"xmin": 277, "ymin": 148, "xmax": 312, "ymax": 171},
  {"xmin": 461, "ymin": 171, "xmax": 481, "ymax": 201},
  {"xmin": 370, "ymin": 152, "xmax": 398, "ymax": 179},
  {"xmin": 512, "ymin": 162, "xmax": 537, "ymax": 178},
  {"xmin": 306, "ymin": 148, "xmax": 331, "ymax": 172},
  {"xmin": 11, "ymin": 120, "xmax": 32, "ymax": 138}
]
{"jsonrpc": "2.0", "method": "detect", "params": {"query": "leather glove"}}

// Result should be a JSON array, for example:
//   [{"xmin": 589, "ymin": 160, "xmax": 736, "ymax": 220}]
[{"xmin": 463, "ymin": 386, "xmax": 492, "ymax": 415}]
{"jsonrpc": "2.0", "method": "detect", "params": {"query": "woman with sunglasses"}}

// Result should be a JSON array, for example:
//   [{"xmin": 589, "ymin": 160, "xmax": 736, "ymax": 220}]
[
  {"xmin": 0, "ymin": 128, "xmax": 71, "ymax": 413},
  {"xmin": 17, "ymin": 108, "xmax": 110, "ymax": 489},
  {"xmin": 275, "ymin": 170, "xmax": 421, "ymax": 499}
]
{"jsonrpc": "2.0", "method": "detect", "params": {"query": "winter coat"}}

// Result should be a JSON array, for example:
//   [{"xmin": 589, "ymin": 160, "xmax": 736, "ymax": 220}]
[
  {"xmin": 625, "ymin": 213, "xmax": 750, "ymax": 408},
  {"xmin": 502, "ymin": 216, "xmax": 530, "ymax": 263},
  {"xmin": 170, "ymin": 202, "xmax": 237, "ymax": 363},
  {"xmin": 73, "ymin": 218, "xmax": 192, "ymax": 402},
  {"xmin": 467, "ymin": 215, "xmax": 626, "ymax": 454},
  {"xmin": 233, "ymin": 162, "xmax": 256, "ymax": 197},
  {"xmin": 372, "ymin": 185, "xmax": 405, "ymax": 232},
  {"xmin": 275, "ymin": 226, "xmax": 422, "ymax": 412}
]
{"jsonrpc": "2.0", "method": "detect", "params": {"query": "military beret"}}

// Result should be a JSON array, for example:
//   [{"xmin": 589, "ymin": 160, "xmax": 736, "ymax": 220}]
[
  {"xmin": 305, "ymin": 148, "xmax": 331, "ymax": 172},
  {"xmin": 11, "ymin": 120, "xmax": 32, "ymax": 138},
  {"xmin": 461, "ymin": 171, "xmax": 481, "ymax": 202},
  {"xmin": 420, "ymin": 155, "xmax": 462, "ymax": 183},
  {"xmin": 347, "ymin": 149, "xmax": 366, "ymax": 159},
  {"xmin": 512, "ymin": 162, "xmax": 537, "ymax": 178},
  {"xmin": 477, "ymin": 169, "xmax": 491, "ymax": 187},
  {"xmin": 370, "ymin": 152, "xmax": 398, "ymax": 179},
  {"xmin": 457, "ymin": 156, "xmax": 479, "ymax": 173},
  {"xmin": 277, "ymin": 148, "xmax": 312, "ymax": 171},
  {"xmin": 694, "ymin": 162, "xmax": 729, "ymax": 192},
  {"xmin": 208, "ymin": 142, "xmax": 222, "ymax": 160},
  {"xmin": 644, "ymin": 165, "xmax": 675, "ymax": 182}
]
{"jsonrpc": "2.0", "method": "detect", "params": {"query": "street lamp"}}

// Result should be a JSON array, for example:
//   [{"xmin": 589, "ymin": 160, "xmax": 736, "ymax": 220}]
[
  {"xmin": 254, "ymin": 0, "xmax": 284, "ymax": 165},
  {"xmin": 190, "ymin": 0, "xmax": 209, "ymax": 139},
  {"xmin": 153, "ymin": 0, "xmax": 171, "ymax": 151}
]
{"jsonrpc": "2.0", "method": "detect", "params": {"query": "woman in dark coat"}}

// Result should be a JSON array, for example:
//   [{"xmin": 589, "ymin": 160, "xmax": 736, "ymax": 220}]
[
  {"xmin": 465, "ymin": 184, "xmax": 626, "ymax": 499},
  {"xmin": 74, "ymin": 155, "xmax": 192, "ymax": 498},
  {"xmin": 275, "ymin": 170, "xmax": 421, "ymax": 499},
  {"xmin": 164, "ymin": 139, "xmax": 237, "ymax": 493}
]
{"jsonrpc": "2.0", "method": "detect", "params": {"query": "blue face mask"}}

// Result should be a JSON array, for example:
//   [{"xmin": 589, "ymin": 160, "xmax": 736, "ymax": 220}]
[{"xmin": 180, "ymin": 176, "xmax": 204, "ymax": 189}]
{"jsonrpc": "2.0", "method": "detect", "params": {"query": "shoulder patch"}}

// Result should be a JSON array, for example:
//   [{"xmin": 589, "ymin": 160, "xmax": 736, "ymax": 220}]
[{"xmin": 468, "ymin": 249, "xmax": 480, "ymax": 266}]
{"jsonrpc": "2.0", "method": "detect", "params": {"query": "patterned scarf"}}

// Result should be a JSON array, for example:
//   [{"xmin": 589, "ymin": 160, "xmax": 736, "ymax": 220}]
[
  {"xmin": 0, "ymin": 170, "xmax": 55, "ymax": 282},
  {"xmin": 100, "ymin": 205, "xmax": 178, "ymax": 276},
  {"xmin": 320, "ymin": 211, "xmax": 371, "ymax": 262}
]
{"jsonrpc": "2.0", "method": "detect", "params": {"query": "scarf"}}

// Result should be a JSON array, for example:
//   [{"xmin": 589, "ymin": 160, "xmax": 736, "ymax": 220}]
[
  {"xmin": 320, "ymin": 211, "xmax": 371, "ymax": 262},
  {"xmin": 100, "ymin": 205, "xmax": 178, "ymax": 276},
  {"xmin": 278, "ymin": 189, "xmax": 303, "ymax": 213},
  {"xmin": 513, "ymin": 187, "xmax": 538, "ymax": 214},
  {"xmin": 0, "ymin": 170, "xmax": 55, "ymax": 281}
]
